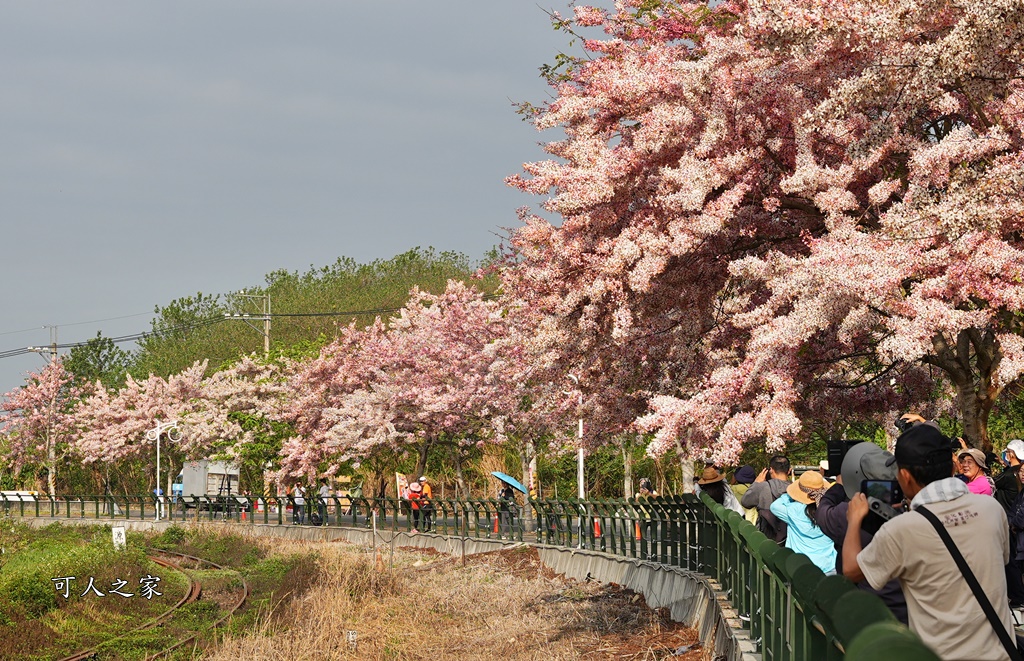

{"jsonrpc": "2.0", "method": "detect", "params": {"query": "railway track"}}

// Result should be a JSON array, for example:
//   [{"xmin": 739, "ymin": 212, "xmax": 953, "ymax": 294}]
[{"xmin": 58, "ymin": 548, "xmax": 249, "ymax": 661}]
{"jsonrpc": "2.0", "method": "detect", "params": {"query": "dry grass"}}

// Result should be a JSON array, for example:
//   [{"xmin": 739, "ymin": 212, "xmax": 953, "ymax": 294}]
[{"xmin": 207, "ymin": 540, "xmax": 701, "ymax": 661}]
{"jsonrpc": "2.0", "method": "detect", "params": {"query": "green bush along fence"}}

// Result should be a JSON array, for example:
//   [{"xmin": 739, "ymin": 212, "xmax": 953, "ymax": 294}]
[{"xmin": 0, "ymin": 491, "xmax": 939, "ymax": 661}]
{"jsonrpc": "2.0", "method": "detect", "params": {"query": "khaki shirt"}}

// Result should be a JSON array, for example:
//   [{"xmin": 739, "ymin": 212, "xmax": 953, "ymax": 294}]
[{"xmin": 858, "ymin": 489, "xmax": 1012, "ymax": 661}]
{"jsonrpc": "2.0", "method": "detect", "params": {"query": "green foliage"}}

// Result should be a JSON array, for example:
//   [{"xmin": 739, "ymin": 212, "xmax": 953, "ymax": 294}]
[
  {"xmin": 174, "ymin": 599, "xmax": 219, "ymax": 629},
  {"xmin": 64, "ymin": 332, "xmax": 132, "ymax": 389},
  {"xmin": 0, "ymin": 523, "xmax": 153, "ymax": 624},
  {"xmin": 988, "ymin": 387, "xmax": 1024, "ymax": 449},
  {"xmin": 0, "ymin": 523, "xmax": 315, "ymax": 660},
  {"xmin": 134, "ymin": 291, "xmax": 226, "ymax": 378},
  {"xmin": 162, "ymin": 528, "xmax": 263, "ymax": 568},
  {"xmin": 150, "ymin": 525, "xmax": 188, "ymax": 548},
  {"xmin": 535, "ymin": 441, "xmax": 662, "ymax": 499},
  {"xmin": 130, "ymin": 247, "xmax": 496, "ymax": 379},
  {"xmin": 94, "ymin": 628, "xmax": 173, "ymax": 660},
  {"xmin": 224, "ymin": 411, "xmax": 293, "ymax": 493},
  {"xmin": 4, "ymin": 572, "xmax": 57, "ymax": 617}
]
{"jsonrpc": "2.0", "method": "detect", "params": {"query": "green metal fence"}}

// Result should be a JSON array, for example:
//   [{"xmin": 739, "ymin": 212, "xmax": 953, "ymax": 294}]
[{"xmin": 0, "ymin": 492, "xmax": 938, "ymax": 660}]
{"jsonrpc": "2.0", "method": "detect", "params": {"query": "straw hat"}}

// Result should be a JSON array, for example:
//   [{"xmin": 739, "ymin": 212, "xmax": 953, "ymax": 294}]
[
  {"xmin": 697, "ymin": 467, "xmax": 725, "ymax": 485},
  {"xmin": 787, "ymin": 471, "xmax": 828, "ymax": 505}
]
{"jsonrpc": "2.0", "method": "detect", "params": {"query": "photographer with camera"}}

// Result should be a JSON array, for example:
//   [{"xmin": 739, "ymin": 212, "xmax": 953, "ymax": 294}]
[
  {"xmin": 843, "ymin": 424, "xmax": 1015, "ymax": 661},
  {"xmin": 815, "ymin": 441, "xmax": 907, "ymax": 623},
  {"xmin": 740, "ymin": 454, "xmax": 792, "ymax": 544}
]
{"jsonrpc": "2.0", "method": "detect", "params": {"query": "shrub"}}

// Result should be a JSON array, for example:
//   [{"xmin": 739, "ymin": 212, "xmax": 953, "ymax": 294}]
[{"xmin": 6, "ymin": 571, "xmax": 57, "ymax": 617}]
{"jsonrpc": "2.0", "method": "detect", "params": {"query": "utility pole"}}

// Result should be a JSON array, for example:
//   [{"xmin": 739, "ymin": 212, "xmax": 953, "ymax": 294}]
[
  {"xmin": 225, "ymin": 291, "xmax": 271, "ymax": 358},
  {"xmin": 263, "ymin": 293, "xmax": 270, "ymax": 358},
  {"xmin": 27, "ymin": 326, "xmax": 58, "ymax": 498}
]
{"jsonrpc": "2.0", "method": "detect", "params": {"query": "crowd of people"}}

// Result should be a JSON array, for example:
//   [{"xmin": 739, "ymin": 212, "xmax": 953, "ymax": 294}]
[
  {"xmin": 280, "ymin": 423, "xmax": 1024, "ymax": 659},
  {"xmin": 285, "ymin": 478, "xmax": 354, "ymax": 526},
  {"xmin": 697, "ymin": 415, "xmax": 1024, "ymax": 660}
]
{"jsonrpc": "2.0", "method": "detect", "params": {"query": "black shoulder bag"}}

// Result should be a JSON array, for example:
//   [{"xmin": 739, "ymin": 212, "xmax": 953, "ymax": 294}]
[{"xmin": 917, "ymin": 505, "xmax": 1023, "ymax": 661}]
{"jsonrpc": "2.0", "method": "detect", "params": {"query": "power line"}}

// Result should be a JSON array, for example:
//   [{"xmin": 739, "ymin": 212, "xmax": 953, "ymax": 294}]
[
  {"xmin": 258, "ymin": 293, "xmax": 500, "ymax": 318},
  {"xmin": 0, "ymin": 317, "xmax": 227, "ymax": 357},
  {"xmin": 0, "ymin": 311, "xmax": 152, "ymax": 337},
  {"xmin": 55, "ymin": 316, "xmax": 227, "ymax": 349},
  {"xmin": 58, "ymin": 311, "xmax": 154, "ymax": 327},
  {"xmin": 0, "ymin": 325, "xmax": 45, "ymax": 337},
  {"xmin": 0, "ymin": 293, "xmax": 503, "ymax": 358}
]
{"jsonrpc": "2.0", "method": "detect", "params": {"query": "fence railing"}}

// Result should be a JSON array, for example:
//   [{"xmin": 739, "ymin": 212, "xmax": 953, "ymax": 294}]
[{"xmin": 0, "ymin": 492, "xmax": 938, "ymax": 660}]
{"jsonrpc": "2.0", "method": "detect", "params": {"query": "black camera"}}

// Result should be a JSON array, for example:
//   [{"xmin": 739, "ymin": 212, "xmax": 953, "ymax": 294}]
[
  {"xmin": 894, "ymin": 417, "xmax": 914, "ymax": 434},
  {"xmin": 861, "ymin": 479, "xmax": 904, "ymax": 526},
  {"xmin": 862, "ymin": 478, "xmax": 902, "ymax": 505}
]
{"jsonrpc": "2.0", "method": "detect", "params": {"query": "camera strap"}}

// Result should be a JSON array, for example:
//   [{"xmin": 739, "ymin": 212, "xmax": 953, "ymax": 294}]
[{"xmin": 917, "ymin": 505, "xmax": 1022, "ymax": 661}]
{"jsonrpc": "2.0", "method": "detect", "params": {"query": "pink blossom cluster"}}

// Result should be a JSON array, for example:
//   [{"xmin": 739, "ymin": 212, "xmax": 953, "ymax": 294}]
[{"xmin": 506, "ymin": 0, "xmax": 1024, "ymax": 456}]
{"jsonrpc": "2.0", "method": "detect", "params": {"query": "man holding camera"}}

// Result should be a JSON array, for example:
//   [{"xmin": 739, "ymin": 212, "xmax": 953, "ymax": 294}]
[
  {"xmin": 740, "ymin": 454, "xmax": 792, "ymax": 544},
  {"xmin": 843, "ymin": 424, "xmax": 1014, "ymax": 660}
]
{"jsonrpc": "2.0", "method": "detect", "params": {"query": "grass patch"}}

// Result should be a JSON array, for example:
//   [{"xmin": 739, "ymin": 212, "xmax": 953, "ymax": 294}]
[{"xmin": 0, "ymin": 522, "xmax": 186, "ymax": 659}]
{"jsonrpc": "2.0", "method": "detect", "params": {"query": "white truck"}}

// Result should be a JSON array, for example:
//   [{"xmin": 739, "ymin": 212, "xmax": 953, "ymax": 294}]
[{"xmin": 172, "ymin": 460, "xmax": 244, "ymax": 511}]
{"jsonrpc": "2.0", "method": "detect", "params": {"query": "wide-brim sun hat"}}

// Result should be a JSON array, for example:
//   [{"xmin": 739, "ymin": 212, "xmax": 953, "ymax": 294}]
[
  {"xmin": 787, "ymin": 470, "xmax": 828, "ymax": 505},
  {"xmin": 697, "ymin": 467, "xmax": 725, "ymax": 485},
  {"xmin": 408, "ymin": 482, "xmax": 422, "ymax": 492}
]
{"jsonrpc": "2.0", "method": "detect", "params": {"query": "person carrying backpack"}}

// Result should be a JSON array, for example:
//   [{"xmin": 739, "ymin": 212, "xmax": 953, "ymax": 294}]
[
  {"xmin": 408, "ymin": 481, "xmax": 423, "ymax": 533},
  {"xmin": 739, "ymin": 455, "xmax": 791, "ymax": 544}
]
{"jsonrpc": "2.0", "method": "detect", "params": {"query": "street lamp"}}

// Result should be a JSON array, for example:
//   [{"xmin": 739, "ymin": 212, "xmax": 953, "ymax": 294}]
[
  {"xmin": 565, "ymin": 374, "xmax": 584, "ymax": 500},
  {"xmin": 146, "ymin": 420, "xmax": 182, "ymax": 520},
  {"xmin": 564, "ymin": 374, "xmax": 585, "ymax": 546}
]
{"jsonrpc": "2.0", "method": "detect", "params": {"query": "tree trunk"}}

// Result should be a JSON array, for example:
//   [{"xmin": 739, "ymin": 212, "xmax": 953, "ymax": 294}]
[
  {"xmin": 520, "ymin": 439, "xmax": 537, "ymax": 530},
  {"xmin": 450, "ymin": 445, "xmax": 469, "ymax": 499},
  {"xmin": 677, "ymin": 450, "xmax": 693, "ymax": 495},
  {"xmin": 46, "ymin": 429, "xmax": 56, "ymax": 498},
  {"xmin": 521, "ymin": 439, "xmax": 537, "ymax": 497},
  {"xmin": 414, "ymin": 438, "xmax": 434, "ymax": 480},
  {"xmin": 622, "ymin": 442, "xmax": 633, "ymax": 499},
  {"xmin": 924, "ymin": 329, "xmax": 1004, "ymax": 452}
]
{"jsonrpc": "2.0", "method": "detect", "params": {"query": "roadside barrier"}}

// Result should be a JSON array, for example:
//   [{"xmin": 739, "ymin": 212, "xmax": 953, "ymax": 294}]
[{"xmin": 1, "ymin": 492, "xmax": 939, "ymax": 660}]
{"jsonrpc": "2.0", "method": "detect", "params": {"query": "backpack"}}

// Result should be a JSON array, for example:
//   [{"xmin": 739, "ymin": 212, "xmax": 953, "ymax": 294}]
[{"xmin": 757, "ymin": 507, "xmax": 788, "ymax": 544}]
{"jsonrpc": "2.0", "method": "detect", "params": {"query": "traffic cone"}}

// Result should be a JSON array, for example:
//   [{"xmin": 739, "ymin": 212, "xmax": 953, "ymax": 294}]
[
  {"xmin": 635, "ymin": 522, "xmax": 642, "ymax": 540},
  {"xmin": 593, "ymin": 519, "xmax": 601, "ymax": 537},
  {"xmin": 493, "ymin": 513, "xmax": 499, "ymax": 534}
]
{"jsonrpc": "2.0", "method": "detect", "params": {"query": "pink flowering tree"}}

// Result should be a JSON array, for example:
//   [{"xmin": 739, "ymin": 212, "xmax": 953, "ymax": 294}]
[
  {"xmin": 280, "ymin": 281, "xmax": 509, "ymax": 483},
  {"xmin": 0, "ymin": 360, "xmax": 83, "ymax": 496},
  {"xmin": 187, "ymin": 355, "xmax": 294, "ymax": 491},
  {"xmin": 508, "ymin": 1, "xmax": 1024, "ymax": 457},
  {"xmin": 74, "ymin": 362, "xmax": 209, "ymax": 494}
]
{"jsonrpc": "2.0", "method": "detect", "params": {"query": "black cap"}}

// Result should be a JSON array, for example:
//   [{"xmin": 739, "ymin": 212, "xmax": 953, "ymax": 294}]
[{"xmin": 886, "ymin": 424, "xmax": 952, "ymax": 467}]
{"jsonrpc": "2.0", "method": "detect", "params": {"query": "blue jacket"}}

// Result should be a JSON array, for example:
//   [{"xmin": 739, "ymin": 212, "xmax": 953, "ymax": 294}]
[{"xmin": 770, "ymin": 493, "xmax": 837, "ymax": 574}]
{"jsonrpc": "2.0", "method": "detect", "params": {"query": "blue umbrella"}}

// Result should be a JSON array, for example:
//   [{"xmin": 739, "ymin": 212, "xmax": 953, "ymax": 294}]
[{"xmin": 491, "ymin": 471, "xmax": 527, "ymax": 494}]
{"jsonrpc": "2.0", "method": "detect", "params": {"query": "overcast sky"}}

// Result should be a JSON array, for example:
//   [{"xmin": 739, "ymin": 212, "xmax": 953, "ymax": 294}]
[{"xmin": 0, "ymin": 2, "xmax": 570, "ymax": 393}]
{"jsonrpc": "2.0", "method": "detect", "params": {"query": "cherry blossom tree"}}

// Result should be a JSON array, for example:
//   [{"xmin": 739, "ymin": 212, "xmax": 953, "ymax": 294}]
[
  {"xmin": 0, "ymin": 360, "xmax": 83, "ymax": 496},
  {"xmin": 188, "ymin": 355, "xmax": 294, "ymax": 490},
  {"xmin": 74, "ymin": 361, "xmax": 208, "ymax": 467},
  {"xmin": 279, "ymin": 281, "xmax": 509, "ymax": 482},
  {"xmin": 507, "ymin": 0, "xmax": 1024, "ymax": 458}
]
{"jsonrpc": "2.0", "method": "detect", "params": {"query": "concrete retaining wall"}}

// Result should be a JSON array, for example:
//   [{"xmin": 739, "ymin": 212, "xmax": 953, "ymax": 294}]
[{"xmin": 21, "ymin": 518, "xmax": 755, "ymax": 659}]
